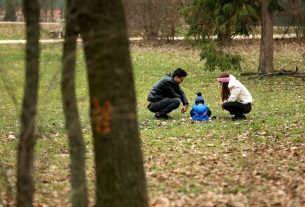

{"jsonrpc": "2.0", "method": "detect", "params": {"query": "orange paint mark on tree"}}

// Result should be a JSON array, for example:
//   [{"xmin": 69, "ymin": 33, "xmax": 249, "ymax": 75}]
[
  {"xmin": 93, "ymin": 98, "xmax": 112, "ymax": 134},
  {"xmin": 128, "ymin": 112, "xmax": 137, "ymax": 120}
]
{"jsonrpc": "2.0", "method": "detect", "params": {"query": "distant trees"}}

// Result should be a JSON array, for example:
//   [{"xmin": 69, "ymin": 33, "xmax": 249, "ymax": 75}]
[
  {"xmin": 180, "ymin": 0, "xmax": 257, "ymax": 71},
  {"xmin": 181, "ymin": 0, "xmax": 258, "ymax": 42},
  {"xmin": 181, "ymin": 0, "xmax": 297, "ymax": 74},
  {"xmin": 40, "ymin": 0, "xmax": 64, "ymax": 22},
  {"xmin": 0, "ymin": 0, "xmax": 64, "ymax": 22},
  {"xmin": 124, "ymin": 0, "xmax": 305, "ymax": 72},
  {"xmin": 274, "ymin": 0, "xmax": 305, "ymax": 39},
  {"xmin": 123, "ymin": 0, "xmax": 184, "ymax": 40}
]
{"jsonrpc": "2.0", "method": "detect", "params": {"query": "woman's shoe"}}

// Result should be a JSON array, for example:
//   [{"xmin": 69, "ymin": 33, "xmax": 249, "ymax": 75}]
[{"xmin": 232, "ymin": 114, "xmax": 246, "ymax": 120}]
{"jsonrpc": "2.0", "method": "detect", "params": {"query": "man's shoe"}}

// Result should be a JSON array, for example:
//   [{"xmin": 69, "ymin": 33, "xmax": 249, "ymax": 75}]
[
  {"xmin": 162, "ymin": 114, "xmax": 172, "ymax": 120},
  {"xmin": 155, "ymin": 113, "xmax": 171, "ymax": 120}
]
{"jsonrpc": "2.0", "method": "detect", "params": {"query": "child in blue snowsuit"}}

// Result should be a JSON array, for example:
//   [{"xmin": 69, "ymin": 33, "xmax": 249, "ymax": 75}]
[{"xmin": 190, "ymin": 92, "xmax": 212, "ymax": 121}]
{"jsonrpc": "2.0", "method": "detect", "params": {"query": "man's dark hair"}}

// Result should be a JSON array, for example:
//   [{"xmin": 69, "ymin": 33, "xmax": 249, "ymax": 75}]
[{"xmin": 171, "ymin": 68, "xmax": 187, "ymax": 78}]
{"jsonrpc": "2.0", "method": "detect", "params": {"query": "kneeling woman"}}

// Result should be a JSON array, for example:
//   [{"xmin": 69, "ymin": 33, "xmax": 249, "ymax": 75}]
[{"xmin": 217, "ymin": 73, "xmax": 253, "ymax": 120}]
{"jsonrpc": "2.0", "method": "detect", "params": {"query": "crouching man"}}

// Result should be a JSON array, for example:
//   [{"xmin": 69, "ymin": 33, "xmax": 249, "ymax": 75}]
[{"xmin": 147, "ymin": 68, "xmax": 189, "ymax": 120}]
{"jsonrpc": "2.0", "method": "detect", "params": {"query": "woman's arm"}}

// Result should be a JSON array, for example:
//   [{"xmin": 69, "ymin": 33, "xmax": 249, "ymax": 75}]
[{"xmin": 227, "ymin": 86, "xmax": 241, "ymax": 102}]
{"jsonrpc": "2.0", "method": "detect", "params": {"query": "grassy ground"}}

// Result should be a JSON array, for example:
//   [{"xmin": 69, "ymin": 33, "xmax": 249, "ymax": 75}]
[
  {"xmin": 0, "ymin": 23, "xmax": 62, "ymax": 40},
  {"xmin": 0, "ymin": 40, "xmax": 304, "ymax": 206}
]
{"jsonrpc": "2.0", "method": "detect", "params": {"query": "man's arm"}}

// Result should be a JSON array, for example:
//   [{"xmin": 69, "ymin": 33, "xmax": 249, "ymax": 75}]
[
  {"xmin": 163, "ymin": 81, "xmax": 181, "ymax": 98},
  {"xmin": 181, "ymin": 104, "xmax": 188, "ymax": 114},
  {"xmin": 163, "ymin": 79, "xmax": 189, "ymax": 113},
  {"xmin": 178, "ymin": 87, "xmax": 188, "ymax": 105}
]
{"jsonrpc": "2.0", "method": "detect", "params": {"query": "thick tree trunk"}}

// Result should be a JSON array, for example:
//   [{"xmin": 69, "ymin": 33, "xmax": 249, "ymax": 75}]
[
  {"xmin": 217, "ymin": 23, "xmax": 232, "ymax": 45},
  {"xmin": 75, "ymin": 0, "xmax": 148, "ymax": 206},
  {"xmin": 16, "ymin": 0, "xmax": 40, "ymax": 206},
  {"xmin": 61, "ymin": 0, "xmax": 88, "ymax": 206},
  {"xmin": 258, "ymin": 0, "xmax": 274, "ymax": 74}
]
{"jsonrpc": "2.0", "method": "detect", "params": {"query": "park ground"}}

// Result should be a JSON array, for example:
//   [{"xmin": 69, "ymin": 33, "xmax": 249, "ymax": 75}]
[{"xmin": 0, "ymin": 39, "xmax": 304, "ymax": 206}]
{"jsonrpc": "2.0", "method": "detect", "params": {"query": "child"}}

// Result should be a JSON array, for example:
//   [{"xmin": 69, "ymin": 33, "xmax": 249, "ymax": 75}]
[{"xmin": 190, "ymin": 92, "xmax": 212, "ymax": 121}]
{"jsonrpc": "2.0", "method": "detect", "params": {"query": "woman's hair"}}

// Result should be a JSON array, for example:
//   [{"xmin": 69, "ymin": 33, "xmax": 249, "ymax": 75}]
[{"xmin": 219, "ymin": 73, "xmax": 230, "ymax": 101}]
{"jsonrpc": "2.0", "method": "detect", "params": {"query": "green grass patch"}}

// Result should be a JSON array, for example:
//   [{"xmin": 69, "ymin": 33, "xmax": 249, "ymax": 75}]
[{"xmin": 0, "ymin": 23, "xmax": 63, "ymax": 40}]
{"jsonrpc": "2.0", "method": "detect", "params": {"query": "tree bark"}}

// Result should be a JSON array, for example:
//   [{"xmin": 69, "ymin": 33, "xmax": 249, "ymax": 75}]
[
  {"xmin": 16, "ymin": 0, "xmax": 40, "ymax": 206},
  {"xmin": 61, "ymin": 0, "xmax": 88, "ymax": 206},
  {"xmin": 258, "ymin": 0, "xmax": 274, "ymax": 74},
  {"xmin": 75, "ymin": 0, "xmax": 149, "ymax": 206}
]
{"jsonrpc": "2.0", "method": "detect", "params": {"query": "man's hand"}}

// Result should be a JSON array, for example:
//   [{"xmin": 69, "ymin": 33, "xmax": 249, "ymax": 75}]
[{"xmin": 181, "ymin": 105, "xmax": 188, "ymax": 114}]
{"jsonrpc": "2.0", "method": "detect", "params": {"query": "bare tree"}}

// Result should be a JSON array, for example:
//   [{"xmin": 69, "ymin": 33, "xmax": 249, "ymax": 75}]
[
  {"xmin": 75, "ymin": 0, "xmax": 149, "ymax": 206},
  {"xmin": 143, "ymin": 0, "xmax": 157, "ymax": 40},
  {"xmin": 61, "ymin": 0, "xmax": 88, "ymax": 206},
  {"xmin": 16, "ymin": 0, "xmax": 40, "ymax": 206},
  {"xmin": 143, "ymin": 0, "xmax": 183, "ymax": 40},
  {"xmin": 258, "ymin": 0, "xmax": 274, "ymax": 73},
  {"xmin": 123, "ymin": 0, "xmax": 183, "ymax": 40}
]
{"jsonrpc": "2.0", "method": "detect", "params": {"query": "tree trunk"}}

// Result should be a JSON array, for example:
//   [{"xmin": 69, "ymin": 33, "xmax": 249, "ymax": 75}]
[
  {"xmin": 217, "ymin": 23, "xmax": 232, "ymax": 45},
  {"xmin": 61, "ymin": 0, "xmax": 88, "ymax": 206},
  {"xmin": 51, "ymin": 0, "xmax": 54, "ymax": 22},
  {"xmin": 258, "ymin": 0, "xmax": 274, "ymax": 74},
  {"xmin": 16, "ymin": 0, "xmax": 40, "ymax": 206},
  {"xmin": 75, "ymin": 0, "xmax": 149, "ymax": 206},
  {"xmin": 4, "ymin": 0, "xmax": 17, "ymax": 21}
]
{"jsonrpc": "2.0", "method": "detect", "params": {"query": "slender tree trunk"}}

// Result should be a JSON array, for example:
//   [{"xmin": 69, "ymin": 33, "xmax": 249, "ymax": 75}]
[
  {"xmin": 75, "ymin": 0, "xmax": 149, "ymax": 206},
  {"xmin": 16, "ymin": 0, "xmax": 40, "ymax": 206},
  {"xmin": 258, "ymin": 0, "xmax": 274, "ymax": 74},
  {"xmin": 4, "ymin": 0, "xmax": 17, "ymax": 21},
  {"xmin": 61, "ymin": 0, "xmax": 88, "ymax": 206},
  {"xmin": 51, "ymin": 0, "xmax": 55, "ymax": 22},
  {"xmin": 43, "ymin": 9, "xmax": 47, "ymax": 22}
]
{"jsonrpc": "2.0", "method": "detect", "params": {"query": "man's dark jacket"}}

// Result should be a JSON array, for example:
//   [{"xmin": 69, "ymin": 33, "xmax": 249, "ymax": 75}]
[{"xmin": 147, "ymin": 74, "xmax": 188, "ymax": 105}]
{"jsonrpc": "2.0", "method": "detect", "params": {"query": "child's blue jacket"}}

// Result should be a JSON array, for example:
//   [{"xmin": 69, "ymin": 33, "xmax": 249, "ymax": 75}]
[{"xmin": 190, "ymin": 104, "xmax": 209, "ymax": 121}]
